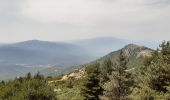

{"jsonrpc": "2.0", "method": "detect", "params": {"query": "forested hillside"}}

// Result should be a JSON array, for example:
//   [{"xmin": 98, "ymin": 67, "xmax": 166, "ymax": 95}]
[{"xmin": 0, "ymin": 41, "xmax": 170, "ymax": 100}]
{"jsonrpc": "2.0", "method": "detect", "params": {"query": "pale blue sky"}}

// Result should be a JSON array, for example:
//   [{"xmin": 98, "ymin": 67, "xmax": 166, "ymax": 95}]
[{"xmin": 0, "ymin": 0, "xmax": 170, "ymax": 43}]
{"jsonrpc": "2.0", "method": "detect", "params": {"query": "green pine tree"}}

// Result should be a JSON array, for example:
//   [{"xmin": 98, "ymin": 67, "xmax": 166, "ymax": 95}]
[
  {"xmin": 130, "ymin": 41, "xmax": 170, "ymax": 100},
  {"xmin": 81, "ymin": 63, "xmax": 103, "ymax": 100},
  {"xmin": 104, "ymin": 50, "xmax": 133, "ymax": 100},
  {"xmin": 100, "ymin": 59, "xmax": 113, "ymax": 83},
  {"xmin": 26, "ymin": 72, "xmax": 32, "ymax": 80}
]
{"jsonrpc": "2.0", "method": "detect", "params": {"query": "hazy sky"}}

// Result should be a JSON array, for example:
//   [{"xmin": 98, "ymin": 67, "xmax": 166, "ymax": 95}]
[{"xmin": 0, "ymin": 0, "xmax": 170, "ymax": 43}]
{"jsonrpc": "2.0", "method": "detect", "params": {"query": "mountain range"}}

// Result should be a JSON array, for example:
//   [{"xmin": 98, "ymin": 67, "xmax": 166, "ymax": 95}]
[
  {"xmin": 0, "ymin": 40, "xmax": 91, "ymax": 80},
  {"xmin": 0, "ymin": 37, "xmax": 157, "ymax": 80},
  {"xmin": 48, "ymin": 43, "xmax": 154, "ymax": 81},
  {"xmin": 43, "ymin": 44, "xmax": 154, "ymax": 77}
]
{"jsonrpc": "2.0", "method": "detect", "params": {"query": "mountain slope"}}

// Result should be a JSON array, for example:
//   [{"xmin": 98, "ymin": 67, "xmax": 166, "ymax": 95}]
[
  {"xmin": 95, "ymin": 44, "xmax": 153, "ymax": 67},
  {"xmin": 45, "ymin": 44, "xmax": 154, "ymax": 77}
]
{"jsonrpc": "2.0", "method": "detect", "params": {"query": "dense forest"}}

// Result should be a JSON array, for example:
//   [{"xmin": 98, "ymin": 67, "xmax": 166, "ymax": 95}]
[{"xmin": 0, "ymin": 41, "xmax": 170, "ymax": 100}]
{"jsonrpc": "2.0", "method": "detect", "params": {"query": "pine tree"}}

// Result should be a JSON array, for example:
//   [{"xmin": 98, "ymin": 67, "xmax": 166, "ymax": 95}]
[
  {"xmin": 26, "ymin": 72, "xmax": 32, "ymax": 80},
  {"xmin": 104, "ymin": 50, "xmax": 133, "ymax": 100},
  {"xmin": 1, "ymin": 80, "xmax": 5, "ymax": 85},
  {"xmin": 81, "ymin": 63, "xmax": 103, "ymax": 100},
  {"xmin": 103, "ymin": 59, "xmax": 113, "ymax": 76},
  {"xmin": 34, "ymin": 71, "xmax": 44, "ymax": 80},
  {"xmin": 100, "ymin": 59, "xmax": 113, "ymax": 83},
  {"xmin": 149, "ymin": 41, "xmax": 170, "ymax": 96},
  {"xmin": 130, "ymin": 41, "xmax": 170, "ymax": 100}
]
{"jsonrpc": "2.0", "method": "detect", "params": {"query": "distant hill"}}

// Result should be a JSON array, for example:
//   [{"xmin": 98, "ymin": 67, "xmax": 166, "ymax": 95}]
[
  {"xmin": 0, "ymin": 40, "xmax": 94, "ymax": 80},
  {"xmin": 95, "ymin": 44, "xmax": 153, "ymax": 67},
  {"xmin": 0, "ymin": 40, "xmax": 97, "ymax": 66},
  {"xmin": 44, "ymin": 44, "xmax": 154, "ymax": 77}
]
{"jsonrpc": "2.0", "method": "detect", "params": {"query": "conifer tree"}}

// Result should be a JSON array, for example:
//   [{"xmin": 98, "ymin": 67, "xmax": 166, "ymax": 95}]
[
  {"xmin": 26, "ymin": 72, "xmax": 32, "ymax": 80},
  {"xmin": 1, "ymin": 80, "xmax": 5, "ymax": 85},
  {"xmin": 81, "ymin": 63, "xmax": 103, "ymax": 100},
  {"xmin": 130, "ymin": 41, "xmax": 170, "ymax": 99},
  {"xmin": 104, "ymin": 50, "xmax": 133, "ymax": 100},
  {"xmin": 101, "ymin": 59, "xmax": 113, "ymax": 83}
]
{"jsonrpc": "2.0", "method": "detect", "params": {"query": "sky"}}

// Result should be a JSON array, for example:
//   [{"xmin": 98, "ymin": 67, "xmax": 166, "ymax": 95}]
[{"xmin": 0, "ymin": 0, "xmax": 170, "ymax": 43}]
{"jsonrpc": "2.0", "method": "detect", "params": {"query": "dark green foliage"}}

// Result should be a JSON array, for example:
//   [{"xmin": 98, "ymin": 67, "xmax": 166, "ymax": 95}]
[
  {"xmin": 102, "ymin": 59, "xmax": 113, "ymax": 75},
  {"xmin": 0, "ymin": 72, "xmax": 57, "ymax": 100},
  {"xmin": 0, "ymin": 80, "xmax": 5, "ymax": 85},
  {"xmin": 100, "ymin": 59, "xmax": 113, "ymax": 83},
  {"xmin": 104, "ymin": 50, "xmax": 133, "ymax": 100},
  {"xmin": 130, "ymin": 41, "xmax": 170, "ymax": 100},
  {"xmin": 34, "ymin": 71, "xmax": 44, "ymax": 80},
  {"xmin": 26, "ymin": 72, "xmax": 32, "ymax": 80},
  {"xmin": 150, "ymin": 41, "xmax": 170, "ymax": 93},
  {"xmin": 81, "ymin": 63, "xmax": 103, "ymax": 100}
]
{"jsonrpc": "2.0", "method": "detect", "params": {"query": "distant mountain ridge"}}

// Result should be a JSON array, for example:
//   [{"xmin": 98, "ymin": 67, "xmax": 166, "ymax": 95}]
[
  {"xmin": 0, "ymin": 37, "xmax": 157, "ymax": 80},
  {"xmin": 0, "ymin": 40, "xmax": 93, "ymax": 80},
  {"xmin": 0, "ymin": 40, "xmax": 92, "ymax": 66},
  {"xmin": 95, "ymin": 44, "xmax": 153, "ymax": 68},
  {"xmin": 45, "ymin": 44, "xmax": 154, "ymax": 77}
]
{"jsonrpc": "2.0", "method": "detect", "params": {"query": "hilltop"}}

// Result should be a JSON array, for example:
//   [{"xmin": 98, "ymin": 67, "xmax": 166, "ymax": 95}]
[
  {"xmin": 96, "ymin": 44, "xmax": 153, "ymax": 67},
  {"xmin": 53, "ymin": 44, "xmax": 153, "ymax": 80}
]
